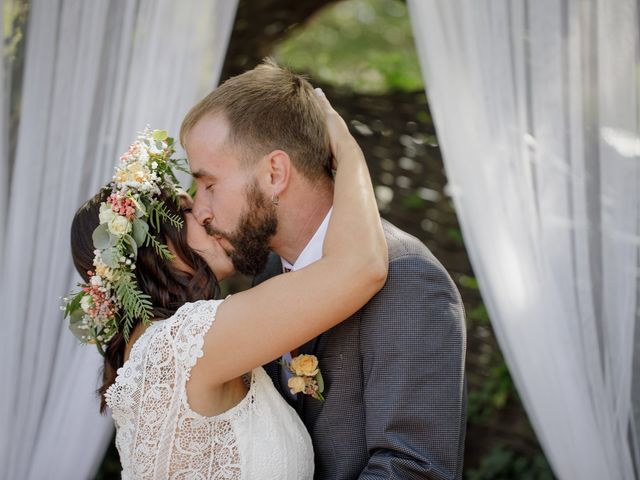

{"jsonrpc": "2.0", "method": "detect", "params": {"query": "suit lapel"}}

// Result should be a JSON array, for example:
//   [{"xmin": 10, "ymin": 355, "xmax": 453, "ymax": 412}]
[
  {"xmin": 252, "ymin": 252, "xmax": 283, "ymax": 287},
  {"xmin": 299, "ymin": 335, "xmax": 320, "ymax": 357}
]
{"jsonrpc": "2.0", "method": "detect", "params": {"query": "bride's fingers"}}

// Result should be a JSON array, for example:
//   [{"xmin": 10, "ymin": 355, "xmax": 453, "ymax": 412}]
[
  {"xmin": 313, "ymin": 87, "xmax": 327, "ymax": 102},
  {"xmin": 313, "ymin": 88, "xmax": 354, "ymax": 159},
  {"xmin": 313, "ymin": 88, "xmax": 342, "ymax": 123}
]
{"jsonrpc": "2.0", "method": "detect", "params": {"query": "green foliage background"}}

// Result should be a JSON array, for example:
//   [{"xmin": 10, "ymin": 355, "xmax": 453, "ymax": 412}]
[{"xmin": 275, "ymin": 0, "xmax": 423, "ymax": 94}]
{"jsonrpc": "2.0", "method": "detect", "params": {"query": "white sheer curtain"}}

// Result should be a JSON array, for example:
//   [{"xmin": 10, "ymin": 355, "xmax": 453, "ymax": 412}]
[
  {"xmin": 0, "ymin": 1, "xmax": 237, "ymax": 478},
  {"xmin": 408, "ymin": 1, "xmax": 639, "ymax": 479},
  {"xmin": 0, "ymin": 0, "xmax": 12, "ymax": 270}
]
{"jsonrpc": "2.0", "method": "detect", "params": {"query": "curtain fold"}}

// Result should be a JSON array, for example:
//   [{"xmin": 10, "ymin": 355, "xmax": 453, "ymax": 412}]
[
  {"xmin": 408, "ymin": 1, "xmax": 639, "ymax": 479},
  {"xmin": 0, "ymin": 0, "xmax": 13, "ymax": 270},
  {"xmin": 0, "ymin": 1, "xmax": 237, "ymax": 478}
]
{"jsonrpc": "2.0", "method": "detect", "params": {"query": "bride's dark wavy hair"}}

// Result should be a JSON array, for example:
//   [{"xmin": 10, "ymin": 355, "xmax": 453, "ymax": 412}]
[{"xmin": 70, "ymin": 188, "xmax": 220, "ymax": 413}]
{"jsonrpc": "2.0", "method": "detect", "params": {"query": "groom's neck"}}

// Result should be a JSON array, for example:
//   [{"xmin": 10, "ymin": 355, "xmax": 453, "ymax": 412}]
[{"xmin": 271, "ymin": 183, "xmax": 333, "ymax": 265}]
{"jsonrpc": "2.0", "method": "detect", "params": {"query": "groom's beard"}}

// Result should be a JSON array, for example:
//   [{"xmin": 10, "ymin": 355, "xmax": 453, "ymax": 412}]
[{"xmin": 205, "ymin": 181, "xmax": 277, "ymax": 276}]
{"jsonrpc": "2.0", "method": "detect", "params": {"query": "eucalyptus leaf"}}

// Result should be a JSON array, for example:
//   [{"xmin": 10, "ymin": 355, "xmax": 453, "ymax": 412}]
[
  {"xmin": 132, "ymin": 219, "xmax": 149, "ymax": 245},
  {"xmin": 109, "ymin": 232, "xmax": 120, "ymax": 247},
  {"xmin": 153, "ymin": 129, "xmax": 168, "ymax": 141},
  {"xmin": 316, "ymin": 370, "xmax": 325, "ymax": 393},
  {"xmin": 68, "ymin": 309, "xmax": 89, "ymax": 342},
  {"xmin": 102, "ymin": 247, "xmax": 119, "ymax": 268},
  {"xmin": 69, "ymin": 306, "xmax": 85, "ymax": 325},
  {"xmin": 92, "ymin": 224, "xmax": 111, "ymax": 250},
  {"xmin": 69, "ymin": 322, "xmax": 89, "ymax": 342},
  {"xmin": 64, "ymin": 292, "xmax": 83, "ymax": 318},
  {"xmin": 124, "ymin": 234, "xmax": 138, "ymax": 259},
  {"xmin": 134, "ymin": 199, "xmax": 146, "ymax": 218}
]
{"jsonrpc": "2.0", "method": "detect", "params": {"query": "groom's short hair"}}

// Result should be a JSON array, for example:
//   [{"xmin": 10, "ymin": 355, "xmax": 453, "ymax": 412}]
[{"xmin": 180, "ymin": 59, "xmax": 333, "ymax": 183}]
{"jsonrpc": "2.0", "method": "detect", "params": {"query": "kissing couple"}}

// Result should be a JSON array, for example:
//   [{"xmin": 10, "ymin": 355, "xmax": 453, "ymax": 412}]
[{"xmin": 67, "ymin": 61, "xmax": 466, "ymax": 479}]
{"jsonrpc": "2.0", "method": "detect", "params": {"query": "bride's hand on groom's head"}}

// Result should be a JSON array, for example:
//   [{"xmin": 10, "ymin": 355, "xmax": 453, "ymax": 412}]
[{"xmin": 313, "ymin": 87, "xmax": 362, "ymax": 168}]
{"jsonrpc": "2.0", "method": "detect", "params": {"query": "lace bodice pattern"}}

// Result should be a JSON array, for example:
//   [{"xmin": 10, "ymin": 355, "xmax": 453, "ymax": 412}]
[{"xmin": 105, "ymin": 300, "xmax": 314, "ymax": 479}]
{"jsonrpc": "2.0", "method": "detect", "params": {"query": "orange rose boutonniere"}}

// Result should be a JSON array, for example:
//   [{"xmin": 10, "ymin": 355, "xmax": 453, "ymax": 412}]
[{"xmin": 286, "ymin": 354, "xmax": 325, "ymax": 401}]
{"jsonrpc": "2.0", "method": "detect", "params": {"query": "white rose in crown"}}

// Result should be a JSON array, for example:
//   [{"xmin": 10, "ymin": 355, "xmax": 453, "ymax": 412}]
[
  {"xmin": 99, "ymin": 203, "xmax": 116, "ymax": 224},
  {"xmin": 108, "ymin": 215, "xmax": 132, "ymax": 236},
  {"xmin": 80, "ymin": 294, "xmax": 93, "ymax": 314},
  {"xmin": 126, "ymin": 161, "xmax": 149, "ymax": 183}
]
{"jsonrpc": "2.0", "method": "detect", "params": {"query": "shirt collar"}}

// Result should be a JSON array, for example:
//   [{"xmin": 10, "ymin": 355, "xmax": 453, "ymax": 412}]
[{"xmin": 281, "ymin": 208, "xmax": 333, "ymax": 272}]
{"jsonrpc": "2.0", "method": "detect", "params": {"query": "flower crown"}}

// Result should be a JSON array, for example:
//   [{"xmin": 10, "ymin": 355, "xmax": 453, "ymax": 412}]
[{"xmin": 63, "ymin": 128, "xmax": 188, "ymax": 356}]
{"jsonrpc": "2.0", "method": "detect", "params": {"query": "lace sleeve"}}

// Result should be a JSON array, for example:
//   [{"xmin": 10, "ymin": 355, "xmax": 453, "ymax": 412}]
[{"xmin": 173, "ymin": 299, "xmax": 224, "ymax": 378}]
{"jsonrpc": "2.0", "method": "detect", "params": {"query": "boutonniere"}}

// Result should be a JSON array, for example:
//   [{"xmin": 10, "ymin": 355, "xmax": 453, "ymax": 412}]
[{"xmin": 286, "ymin": 354, "xmax": 325, "ymax": 401}]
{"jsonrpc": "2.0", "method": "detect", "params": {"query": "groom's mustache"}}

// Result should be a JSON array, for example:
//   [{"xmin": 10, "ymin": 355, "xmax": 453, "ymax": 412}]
[
  {"xmin": 202, "ymin": 223, "xmax": 235, "ymax": 258},
  {"xmin": 204, "ymin": 222, "xmax": 230, "ymax": 241}
]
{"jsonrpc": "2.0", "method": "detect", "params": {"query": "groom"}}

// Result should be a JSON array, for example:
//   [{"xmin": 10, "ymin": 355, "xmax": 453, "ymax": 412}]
[{"xmin": 181, "ymin": 61, "xmax": 466, "ymax": 479}]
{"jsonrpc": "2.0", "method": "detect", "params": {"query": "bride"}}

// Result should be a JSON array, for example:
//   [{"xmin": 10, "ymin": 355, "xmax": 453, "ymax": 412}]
[{"xmin": 66, "ymin": 91, "xmax": 387, "ymax": 479}]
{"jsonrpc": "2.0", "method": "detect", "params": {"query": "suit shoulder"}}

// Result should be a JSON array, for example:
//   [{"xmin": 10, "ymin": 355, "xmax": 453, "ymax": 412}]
[
  {"xmin": 381, "ymin": 220, "xmax": 460, "ymax": 296},
  {"xmin": 382, "ymin": 220, "xmax": 437, "ymax": 264},
  {"xmin": 358, "ymin": 224, "xmax": 466, "ymax": 347}
]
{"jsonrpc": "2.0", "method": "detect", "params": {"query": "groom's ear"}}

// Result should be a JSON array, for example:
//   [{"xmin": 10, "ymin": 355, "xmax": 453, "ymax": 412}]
[{"xmin": 264, "ymin": 149, "xmax": 291, "ymax": 196}]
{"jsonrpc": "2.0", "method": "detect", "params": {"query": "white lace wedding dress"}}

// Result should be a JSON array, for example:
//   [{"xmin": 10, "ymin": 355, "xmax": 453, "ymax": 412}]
[{"xmin": 104, "ymin": 299, "xmax": 314, "ymax": 479}]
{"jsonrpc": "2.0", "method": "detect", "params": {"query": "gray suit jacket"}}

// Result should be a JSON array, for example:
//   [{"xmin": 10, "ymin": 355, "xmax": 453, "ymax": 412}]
[{"xmin": 255, "ymin": 220, "xmax": 467, "ymax": 479}]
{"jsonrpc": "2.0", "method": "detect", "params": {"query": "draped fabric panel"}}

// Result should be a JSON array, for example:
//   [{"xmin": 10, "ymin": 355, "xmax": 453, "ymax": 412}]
[
  {"xmin": 0, "ymin": 0, "xmax": 12, "ymax": 270},
  {"xmin": 408, "ymin": 1, "xmax": 639, "ymax": 479},
  {"xmin": 0, "ymin": 1, "xmax": 237, "ymax": 478}
]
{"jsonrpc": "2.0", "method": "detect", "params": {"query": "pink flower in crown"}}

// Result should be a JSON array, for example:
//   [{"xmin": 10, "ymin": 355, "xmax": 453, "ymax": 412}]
[
  {"xmin": 120, "ymin": 141, "xmax": 141, "ymax": 163},
  {"xmin": 82, "ymin": 271, "xmax": 117, "ymax": 320},
  {"xmin": 82, "ymin": 285, "xmax": 116, "ymax": 319},
  {"xmin": 107, "ymin": 193, "xmax": 137, "ymax": 220}
]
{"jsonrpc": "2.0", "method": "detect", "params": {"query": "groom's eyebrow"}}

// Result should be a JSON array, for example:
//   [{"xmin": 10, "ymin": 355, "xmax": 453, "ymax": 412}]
[{"xmin": 192, "ymin": 169, "xmax": 215, "ymax": 180}]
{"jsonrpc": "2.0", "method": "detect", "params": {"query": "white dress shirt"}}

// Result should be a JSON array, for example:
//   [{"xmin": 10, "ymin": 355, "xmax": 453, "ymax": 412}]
[{"xmin": 281, "ymin": 207, "xmax": 332, "ymax": 272}]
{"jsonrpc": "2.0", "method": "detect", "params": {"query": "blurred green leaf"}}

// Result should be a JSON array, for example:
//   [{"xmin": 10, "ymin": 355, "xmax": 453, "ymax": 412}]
[
  {"xmin": 447, "ymin": 228, "xmax": 464, "ymax": 247},
  {"xmin": 402, "ymin": 193, "xmax": 426, "ymax": 210},
  {"xmin": 459, "ymin": 275, "xmax": 479, "ymax": 290},
  {"xmin": 469, "ymin": 304, "xmax": 490, "ymax": 326},
  {"xmin": 416, "ymin": 110, "xmax": 430, "ymax": 123},
  {"xmin": 467, "ymin": 445, "xmax": 555, "ymax": 480}
]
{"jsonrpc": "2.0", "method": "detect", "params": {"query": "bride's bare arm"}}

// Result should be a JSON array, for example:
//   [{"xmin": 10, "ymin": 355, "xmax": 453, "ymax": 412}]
[{"xmin": 198, "ymin": 91, "xmax": 388, "ymax": 386}]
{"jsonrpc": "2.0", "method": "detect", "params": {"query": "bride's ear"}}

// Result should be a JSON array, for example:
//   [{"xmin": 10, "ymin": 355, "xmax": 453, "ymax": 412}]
[{"xmin": 265, "ymin": 149, "xmax": 291, "ymax": 197}]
